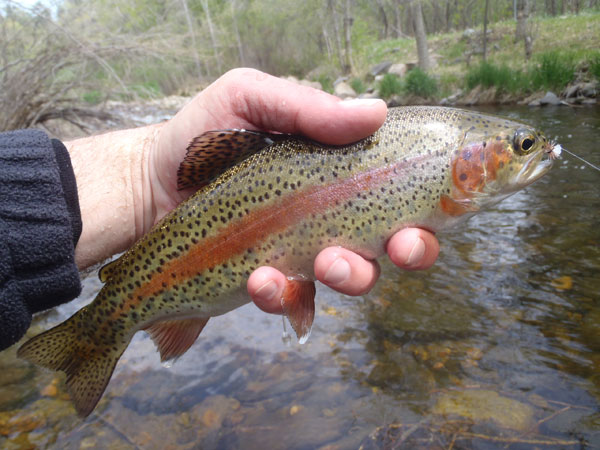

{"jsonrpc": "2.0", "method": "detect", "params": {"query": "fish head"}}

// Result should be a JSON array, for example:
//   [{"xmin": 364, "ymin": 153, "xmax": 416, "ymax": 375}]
[{"xmin": 450, "ymin": 122, "xmax": 556, "ymax": 209}]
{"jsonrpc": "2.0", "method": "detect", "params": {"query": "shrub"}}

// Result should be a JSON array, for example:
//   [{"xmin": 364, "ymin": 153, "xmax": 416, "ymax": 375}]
[
  {"xmin": 350, "ymin": 78, "xmax": 366, "ymax": 94},
  {"xmin": 378, "ymin": 73, "xmax": 403, "ymax": 99},
  {"xmin": 317, "ymin": 75, "xmax": 334, "ymax": 94},
  {"xmin": 83, "ymin": 90, "xmax": 103, "ymax": 105},
  {"xmin": 531, "ymin": 52, "xmax": 575, "ymax": 91},
  {"xmin": 589, "ymin": 53, "xmax": 600, "ymax": 81},
  {"xmin": 465, "ymin": 62, "xmax": 528, "ymax": 93},
  {"xmin": 404, "ymin": 68, "xmax": 438, "ymax": 98}
]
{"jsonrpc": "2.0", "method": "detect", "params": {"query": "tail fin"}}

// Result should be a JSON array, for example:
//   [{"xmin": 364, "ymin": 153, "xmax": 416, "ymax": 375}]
[{"xmin": 18, "ymin": 317, "xmax": 126, "ymax": 417}]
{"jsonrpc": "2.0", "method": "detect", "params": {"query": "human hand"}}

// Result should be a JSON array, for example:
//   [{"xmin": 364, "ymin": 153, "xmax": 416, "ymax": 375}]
[{"xmin": 151, "ymin": 69, "xmax": 439, "ymax": 313}]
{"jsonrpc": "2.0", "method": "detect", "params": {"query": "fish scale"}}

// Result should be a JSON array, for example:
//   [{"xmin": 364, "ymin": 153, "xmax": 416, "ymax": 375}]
[{"xmin": 18, "ymin": 106, "xmax": 557, "ymax": 417}]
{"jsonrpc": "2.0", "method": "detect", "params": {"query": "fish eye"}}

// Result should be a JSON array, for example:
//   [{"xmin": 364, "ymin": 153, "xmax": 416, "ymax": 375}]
[
  {"xmin": 514, "ymin": 129, "xmax": 536, "ymax": 154},
  {"xmin": 521, "ymin": 137, "xmax": 535, "ymax": 151}
]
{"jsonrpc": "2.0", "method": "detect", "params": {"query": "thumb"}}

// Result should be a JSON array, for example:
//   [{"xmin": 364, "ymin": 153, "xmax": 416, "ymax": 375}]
[{"xmin": 206, "ymin": 68, "xmax": 388, "ymax": 145}]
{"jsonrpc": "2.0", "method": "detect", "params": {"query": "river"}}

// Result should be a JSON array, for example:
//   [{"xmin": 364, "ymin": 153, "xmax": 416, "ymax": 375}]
[{"xmin": 1, "ymin": 105, "xmax": 598, "ymax": 449}]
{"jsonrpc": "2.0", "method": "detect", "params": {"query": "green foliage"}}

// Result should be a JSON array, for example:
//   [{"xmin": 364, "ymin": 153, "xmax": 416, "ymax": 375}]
[
  {"xmin": 588, "ymin": 53, "xmax": 600, "ymax": 81},
  {"xmin": 378, "ymin": 73, "xmax": 403, "ymax": 99},
  {"xmin": 129, "ymin": 80, "xmax": 163, "ymax": 99},
  {"xmin": 83, "ymin": 90, "xmax": 103, "ymax": 104},
  {"xmin": 350, "ymin": 78, "xmax": 366, "ymax": 94},
  {"xmin": 404, "ymin": 68, "xmax": 438, "ymax": 98},
  {"xmin": 465, "ymin": 62, "xmax": 526, "ymax": 93},
  {"xmin": 317, "ymin": 75, "xmax": 334, "ymax": 94},
  {"xmin": 465, "ymin": 52, "xmax": 578, "ymax": 94},
  {"xmin": 531, "ymin": 52, "xmax": 575, "ymax": 91}
]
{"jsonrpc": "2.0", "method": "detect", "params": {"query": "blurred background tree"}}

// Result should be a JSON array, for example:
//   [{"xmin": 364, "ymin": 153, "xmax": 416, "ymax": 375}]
[{"xmin": 1, "ymin": 0, "xmax": 598, "ymax": 130}]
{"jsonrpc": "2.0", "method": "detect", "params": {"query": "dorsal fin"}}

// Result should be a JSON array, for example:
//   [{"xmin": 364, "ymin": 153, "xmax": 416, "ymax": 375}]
[
  {"xmin": 177, "ymin": 129, "xmax": 285, "ymax": 190},
  {"xmin": 143, "ymin": 317, "xmax": 209, "ymax": 361},
  {"xmin": 98, "ymin": 259, "xmax": 120, "ymax": 283}
]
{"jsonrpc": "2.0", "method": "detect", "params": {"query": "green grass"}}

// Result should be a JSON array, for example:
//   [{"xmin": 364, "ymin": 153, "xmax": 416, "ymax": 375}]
[
  {"xmin": 465, "ymin": 62, "xmax": 526, "ymax": 93},
  {"xmin": 465, "ymin": 51, "xmax": 579, "ymax": 94},
  {"xmin": 404, "ymin": 68, "xmax": 438, "ymax": 98},
  {"xmin": 590, "ymin": 53, "xmax": 600, "ymax": 81},
  {"xmin": 378, "ymin": 73, "xmax": 403, "ymax": 99},
  {"xmin": 350, "ymin": 77, "xmax": 366, "ymax": 94},
  {"xmin": 317, "ymin": 75, "xmax": 334, "ymax": 94},
  {"xmin": 82, "ymin": 90, "xmax": 102, "ymax": 104},
  {"xmin": 530, "ymin": 51, "xmax": 575, "ymax": 91},
  {"xmin": 129, "ymin": 80, "xmax": 163, "ymax": 99}
]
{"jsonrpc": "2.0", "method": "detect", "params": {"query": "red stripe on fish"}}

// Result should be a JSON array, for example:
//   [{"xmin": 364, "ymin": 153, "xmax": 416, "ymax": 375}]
[{"xmin": 114, "ymin": 158, "xmax": 416, "ymax": 317}]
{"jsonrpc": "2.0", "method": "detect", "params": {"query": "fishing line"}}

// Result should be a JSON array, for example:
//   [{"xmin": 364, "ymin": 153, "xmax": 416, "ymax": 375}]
[{"xmin": 562, "ymin": 147, "xmax": 600, "ymax": 172}]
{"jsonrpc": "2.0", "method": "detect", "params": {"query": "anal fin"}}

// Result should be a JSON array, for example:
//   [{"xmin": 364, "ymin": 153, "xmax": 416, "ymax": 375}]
[
  {"xmin": 143, "ymin": 317, "xmax": 209, "ymax": 361},
  {"xmin": 281, "ymin": 279, "xmax": 316, "ymax": 344}
]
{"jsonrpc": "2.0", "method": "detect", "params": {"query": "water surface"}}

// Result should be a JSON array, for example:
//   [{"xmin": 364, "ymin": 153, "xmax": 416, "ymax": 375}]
[{"xmin": 1, "ymin": 105, "xmax": 599, "ymax": 449}]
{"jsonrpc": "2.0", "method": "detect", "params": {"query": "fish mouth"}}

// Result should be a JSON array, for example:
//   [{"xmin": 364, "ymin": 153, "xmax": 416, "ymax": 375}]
[{"xmin": 516, "ymin": 151, "xmax": 553, "ymax": 186}]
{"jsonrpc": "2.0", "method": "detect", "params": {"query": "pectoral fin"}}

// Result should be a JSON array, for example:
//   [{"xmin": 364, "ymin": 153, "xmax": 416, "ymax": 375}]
[
  {"xmin": 440, "ymin": 194, "xmax": 479, "ymax": 217},
  {"xmin": 281, "ymin": 279, "xmax": 316, "ymax": 344},
  {"xmin": 143, "ymin": 317, "xmax": 209, "ymax": 361}
]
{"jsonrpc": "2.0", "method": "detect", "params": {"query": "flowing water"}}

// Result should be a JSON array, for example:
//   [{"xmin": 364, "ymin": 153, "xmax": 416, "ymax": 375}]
[{"xmin": 1, "ymin": 105, "xmax": 599, "ymax": 449}]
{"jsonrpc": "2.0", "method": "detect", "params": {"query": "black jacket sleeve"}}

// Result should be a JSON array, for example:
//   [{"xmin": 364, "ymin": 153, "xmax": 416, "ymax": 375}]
[{"xmin": 0, "ymin": 129, "xmax": 82, "ymax": 351}]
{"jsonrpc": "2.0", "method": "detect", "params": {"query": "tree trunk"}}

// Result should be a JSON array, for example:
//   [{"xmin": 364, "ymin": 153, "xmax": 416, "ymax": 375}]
[
  {"xmin": 376, "ymin": 0, "xmax": 389, "ymax": 38},
  {"xmin": 412, "ymin": 0, "xmax": 430, "ymax": 71},
  {"xmin": 342, "ymin": 0, "xmax": 354, "ymax": 74},
  {"xmin": 328, "ymin": 0, "xmax": 344, "ymax": 71},
  {"xmin": 546, "ymin": 0, "xmax": 557, "ymax": 15},
  {"xmin": 516, "ymin": 0, "xmax": 533, "ymax": 60},
  {"xmin": 180, "ymin": 0, "xmax": 204, "ymax": 78},
  {"xmin": 393, "ymin": 0, "xmax": 404, "ymax": 38},
  {"xmin": 482, "ymin": 0, "xmax": 489, "ymax": 61},
  {"xmin": 445, "ymin": 0, "xmax": 451, "ymax": 32},
  {"xmin": 200, "ymin": 0, "xmax": 222, "ymax": 75},
  {"xmin": 230, "ymin": 0, "xmax": 246, "ymax": 66}
]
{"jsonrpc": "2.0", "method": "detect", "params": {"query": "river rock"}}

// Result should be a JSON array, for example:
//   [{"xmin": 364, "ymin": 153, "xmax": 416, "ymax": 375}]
[
  {"xmin": 388, "ymin": 63, "xmax": 407, "ymax": 78},
  {"xmin": 282, "ymin": 77, "xmax": 322, "ymax": 91},
  {"xmin": 459, "ymin": 85, "xmax": 497, "ymax": 105},
  {"xmin": 433, "ymin": 389, "xmax": 535, "ymax": 431},
  {"xmin": 564, "ymin": 84, "xmax": 580, "ymax": 98},
  {"xmin": 297, "ymin": 79, "xmax": 322, "ymax": 90},
  {"xmin": 539, "ymin": 91, "xmax": 562, "ymax": 106},
  {"xmin": 333, "ymin": 75, "xmax": 349, "ymax": 86},
  {"xmin": 580, "ymin": 81, "xmax": 598, "ymax": 97},
  {"xmin": 440, "ymin": 89, "xmax": 463, "ymax": 105},
  {"xmin": 358, "ymin": 91, "xmax": 381, "ymax": 99},
  {"xmin": 370, "ymin": 61, "xmax": 393, "ymax": 77},
  {"xmin": 283, "ymin": 75, "xmax": 300, "ymax": 84},
  {"xmin": 334, "ymin": 82, "xmax": 357, "ymax": 99}
]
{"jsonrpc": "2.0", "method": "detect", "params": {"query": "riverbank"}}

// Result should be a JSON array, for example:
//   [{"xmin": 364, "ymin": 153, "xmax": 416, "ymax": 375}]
[{"xmin": 309, "ymin": 11, "xmax": 600, "ymax": 108}]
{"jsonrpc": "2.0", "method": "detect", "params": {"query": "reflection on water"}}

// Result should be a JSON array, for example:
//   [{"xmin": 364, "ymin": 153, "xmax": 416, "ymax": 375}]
[{"xmin": 1, "ymin": 106, "xmax": 599, "ymax": 449}]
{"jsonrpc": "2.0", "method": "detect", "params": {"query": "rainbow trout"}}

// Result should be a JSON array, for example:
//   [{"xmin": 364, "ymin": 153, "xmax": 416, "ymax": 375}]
[{"xmin": 18, "ymin": 106, "xmax": 559, "ymax": 416}]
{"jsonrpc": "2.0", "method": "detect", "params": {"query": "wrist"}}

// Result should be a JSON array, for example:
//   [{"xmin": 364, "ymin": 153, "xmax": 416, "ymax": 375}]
[{"xmin": 66, "ymin": 123, "xmax": 163, "ymax": 269}]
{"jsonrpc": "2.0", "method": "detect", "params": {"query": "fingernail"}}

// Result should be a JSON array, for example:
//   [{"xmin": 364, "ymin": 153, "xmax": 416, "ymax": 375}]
[
  {"xmin": 405, "ymin": 237, "xmax": 425, "ymax": 267},
  {"xmin": 323, "ymin": 257, "xmax": 351, "ymax": 285},
  {"xmin": 340, "ymin": 98, "xmax": 383, "ymax": 107},
  {"xmin": 254, "ymin": 280, "xmax": 279, "ymax": 301}
]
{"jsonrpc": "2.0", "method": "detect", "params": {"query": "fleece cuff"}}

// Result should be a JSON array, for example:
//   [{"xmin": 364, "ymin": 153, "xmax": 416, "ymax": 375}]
[{"xmin": 0, "ymin": 129, "xmax": 82, "ymax": 350}]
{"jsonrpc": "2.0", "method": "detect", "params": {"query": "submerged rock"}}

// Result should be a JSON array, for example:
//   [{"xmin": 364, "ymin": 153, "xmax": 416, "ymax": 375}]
[{"xmin": 433, "ymin": 389, "xmax": 535, "ymax": 431}]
